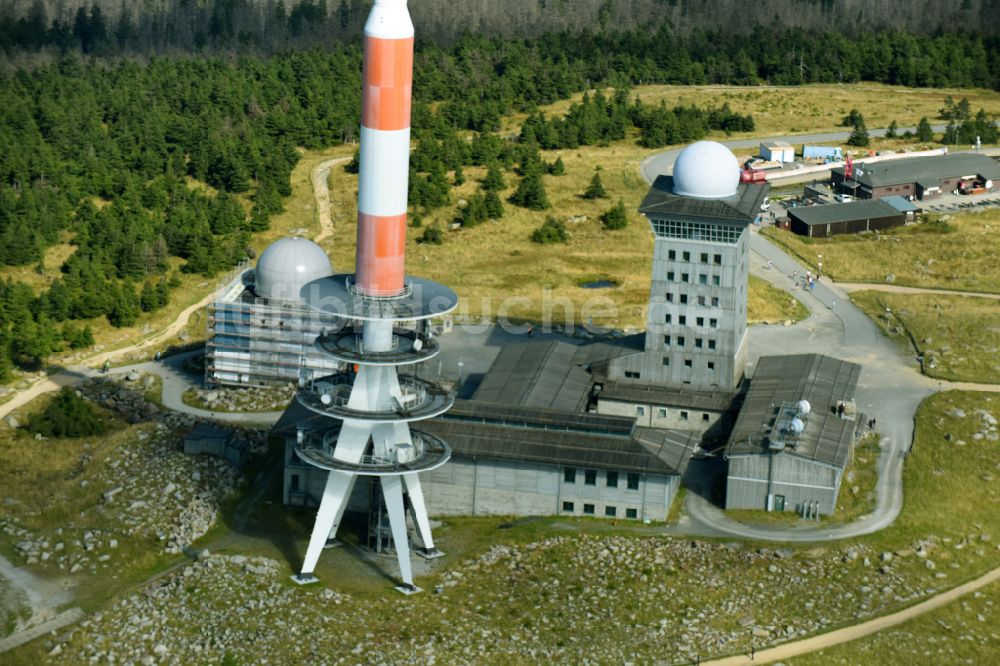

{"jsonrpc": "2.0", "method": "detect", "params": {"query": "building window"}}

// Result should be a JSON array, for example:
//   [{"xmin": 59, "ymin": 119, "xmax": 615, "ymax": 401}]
[
  {"xmin": 681, "ymin": 273, "xmax": 690, "ymax": 283},
  {"xmin": 702, "ymin": 413, "xmax": 711, "ymax": 421},
  {"xmin": 626, "ymin": 508, "xmax": 638, "ymax": 519},
  {"xmin": 607, "ymin": 471, "xmax": 619, "ymax": 487},
  {"xmin": 605, "ymin": 506, "xmax": 617, "ymax": 517},
  {"xmin": 680, "ymin": 411, "xmax": 689, "ymax": 420},
  {"xmin": 711, "ymin": 297, "xmax": 719, "ymax": 307},
  {"xmin": 583, "ymin": 503, "xmax": 595, "ymax": 515},
  {"xmin": 710, "ymin": 318, "xmax": 718, "ymax": 328},
  {"xmin": 700, "ymin": 252, "xmax": 709, "ymax": 263},
  {"xmin": 679, "ymin": 315, "xmax": 686, "ymax": 325},
  {"xmin": 682, "ymin": 251, "xmax": 691, "ymax": 261},
  {"xmin": 662, "ymin": 356, "xmax": 670, "ymax": 366},
  {"xmin": 627, "ymin": 473, "xmax": 640, "ymax": 489},
  {"xmin": 658, "ymin": 408, "xmax": 667, "ymax": 418},
  {"xmin": 695, "ymin": 338, "xmax": 703, "ymax": 349},
  {"xmin": 677, "ymin": 336, "xmax": 685, "ymax": 346},
  {"xmin": 664, "ymin": 314, "xmax": 672, "ymax": 324},
  {"xmin": 651, "ymin": 219, "xmax": 741, "ymax": 244},
  {"xmin": 562, "ymin": 501, "xmax": 574, "ymax": 512},
  {"xmin": 664, "ymin": 335, "xmax": 671, "ymax": 346},
  {"xmin": 712, "ymin": 276, "xmax": 721, "ymax": 286},
  {"xmin": 291, "ymin": 474, "xmax": 300, "ymax": 492},
  {"xmin": 625, "ymin": 371, "xmax": 640, "ymax": 379},
  {"xmin": 667, "ymin": 271, "xmax": 675, "ymax": 281},
  {"xmin": 665, "ymin": 293, "xmax": 674, "ymax": 303},
  {"xmin": 679, "ymin": 294, "xmax": 688, "ymax": 304},
  {"xmin": 635, "ymin": 406, "xmax": 645, "ymax": 416},
  {"xmin": 707, "ymin": 361, "xmax": 715, "ymax": 371},
  {"xmin": 585, "ymin": 469, "xmax": 597, "ymax": 485},
  {"xmin": 699, "ymin": 274, "xmax": 708, "ymax": 285},
  {"xmin": 698, "ymin": 296, "xmax": 706, "ymax": 306},
  {"xmin": 668, "ymin": 250, "xmax": 676, "ymax": 260},
  {"xmin": 684, "ymin": 359, "xmax": 693, "ymax": 368},
  {"xmin": 708, "ymin": 340, "xmax": 717, "ymax": 350},
  {"xmin": 564, "ymin": 467, "xmax": 576, "ymax": 483},
  {"xmin": 714, "ymin": 254, "xmax": 722, "ymax": 265},
  {"xmin": 696, "ymin": 317, "xmax": 704, "ymax": 327}
]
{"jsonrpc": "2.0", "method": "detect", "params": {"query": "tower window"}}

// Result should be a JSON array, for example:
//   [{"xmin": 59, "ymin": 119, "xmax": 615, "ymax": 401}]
[
  {"xmin": 684, "ymin": 359, "xmax": 693, "ymax": 368},
  {"xmin": 664, "ymin": 314, "xmax": 672, "ymax": 324},
  {"xmin": 662, "ymin": 356, "xmax": 670, "ymax": 366},
  {"xmin": 635, "ymin": 406, "xmax": 645, "ymax": 416},
  {"xmin": 714, "ymin": 254, "xmax": 722, "ymax": 265},
  {"xmin": 703, "ymin": 413, "xmax": 711, "ymax": 421},
  {"xmin": 708, "ymin": 361, "xmax": 715, "ymax": 371},
  {"xmin": 666, "ymin": 293, "xmax": 674, "ymax": 303},
  {"xmin": 709, "ymin": 340, "xmax": 717, "ymax": 350},
  {"xmin": 681, "ymin": 273, "xmax": 690, "ymax": 283},
  {"xmin": 699, "ymin": 274, "xmax": 708, "ymax": 285},
  {"xmin": 710, "ymin": 318, "xmax": 718, "ymax": 328},
  {"xmin": 658, "ymin": 408, "xmax": 667, "ymax": 417},
  {"xmin": 585, "ymin": 469, "xmax": 597, "ymax": 485},
  {"xmin": 668, "ymin": 250, "xmax": 676, "ymax": 260},
  {"xmin": 607, "ymin": 471, "xmax": 619, "ymax": 488},
  {"xmin": 698, "ymin": 296, "xmax": 706, "ymax": 306},
  {"xmin": 680, "ymin": 411, "xmax": 689, "ymax": 420},
  {"xmin": 626, "ymin": 508, "xmax": 639, "ymax": 519},
  {"xmin": 712, "ymin": 276, "xmax": 721, "ymax": 286},
  {"xmin": 682, "ymin": 251, "xmax": 691, "ymax": 261},
  {"xmin": 605, "ymin": 506, "xmax": 617, "ymax": 517},
  {"xmin": 711, "ymin": 297, "xmax": 720, "ymax": 307},
  {"xmin": 679, "ymin": 294, "xmax": 688, "ymax": 304},
  {"xmin": 583, "ymin": 503, "xmax": 595, "ymax": 515},
  {"xmin": 696, "ymin": 317, "xmax": 705, "ymax": 326},
  {"xmin": 627, "ymin": 473, "xmax": 640, "ymax": 489},
  {"xmin": 695, "ymin": 338, "xmax": 703, "ymax": 349},
  {"xmin": 625, "ymin": 371, "xmax": 640, "ymax": 379},
  {"xmin": 679, "ymin": 315, "xmax": 686, "ymax": 325},
  {"xmin": 700, "ymin": 253, "xmax": 709, "ymax": 263},
  {"xmin": 677, "ymin": 336, "xmax": 685, "ymax": 346},
  {"xmin": 667, "ymin": 271, "xmax": 675, "ymax": 280},
  {"xmin": 562, "ymin": 501, "xmax": 574, "ymax": 512},
  {"xmin": 291, "ymin": 474, "xmax": 300, "ymax": 492},
  {"xmin": 564, "ymin": 468, "xmax": 576, "ymax": 483},
  {"xmin": 663, "ymin": 335, "xmax": 671, "ymax": 346}
]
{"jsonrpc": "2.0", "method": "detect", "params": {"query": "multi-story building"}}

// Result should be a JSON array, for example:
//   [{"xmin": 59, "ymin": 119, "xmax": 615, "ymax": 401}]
[{"xmin": 607, "ymin": 140, "xmax": 768, "ymax": 392}]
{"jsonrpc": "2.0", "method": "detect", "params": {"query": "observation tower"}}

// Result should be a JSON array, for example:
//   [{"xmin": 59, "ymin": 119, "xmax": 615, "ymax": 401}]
[{"xmin": 291, "ymin": 0, "xmax": 458, "ymax": 593}]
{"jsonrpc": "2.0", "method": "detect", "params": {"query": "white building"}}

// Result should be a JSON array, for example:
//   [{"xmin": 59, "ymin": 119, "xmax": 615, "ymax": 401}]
[{"xmin": 760, "ymin": 141, "xmax": 795, "ymax": 163}]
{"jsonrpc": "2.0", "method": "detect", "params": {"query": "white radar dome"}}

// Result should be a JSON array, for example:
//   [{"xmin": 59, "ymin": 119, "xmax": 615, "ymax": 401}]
[
  {"xmin": 796, "ymin": 399, "xmax": 812, "ymax": 416},
  {"xmin": 789, "ymin": 418, "xmax": 805, "ymax": 435},
  {"xmin": 671, "ymin": 140, "xmax": 741, "ymax": 199},
  {"xmin": 255, "ymin": 237, "xmax": 333, "ymax": 303}
]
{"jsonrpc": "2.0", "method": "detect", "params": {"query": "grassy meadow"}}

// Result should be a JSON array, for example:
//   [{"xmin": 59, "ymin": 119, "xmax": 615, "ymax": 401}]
[
  {"xmin": 851, "ymin": 290, "xmax": 1000, "ymax": 384},
  {"xmin": 763, "ymin": 209, "xmax": 1000, "ymax": 294}
]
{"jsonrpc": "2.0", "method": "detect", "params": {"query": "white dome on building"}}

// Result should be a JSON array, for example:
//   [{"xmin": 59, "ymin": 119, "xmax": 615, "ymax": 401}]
[
  {"xmin": 255, "ymin": 237, "xmax": 333, "ymax": 302},
  {"xmin": 671, "ymin": 140, "xmax": 741, "ymax": 199}
]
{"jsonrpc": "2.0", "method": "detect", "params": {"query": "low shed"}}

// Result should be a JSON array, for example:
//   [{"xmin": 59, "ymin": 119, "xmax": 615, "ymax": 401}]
[{"xmin": 788, "ymin": 200, "xmax": 905, "ymax": 237}]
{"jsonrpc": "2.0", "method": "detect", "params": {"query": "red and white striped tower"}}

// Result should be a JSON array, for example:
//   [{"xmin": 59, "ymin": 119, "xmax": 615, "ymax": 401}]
[{"xmin": 291, "ymin": 0, "xmax": 458, "ymax": 594}]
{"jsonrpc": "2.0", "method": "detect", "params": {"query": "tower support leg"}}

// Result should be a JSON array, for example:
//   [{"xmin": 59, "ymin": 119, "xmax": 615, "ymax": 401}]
[
  {"xmin": 294, "ymin": 471, "xmax": 356, "ymax": 584},
  {"xmin": 404, "ymin": 473, "xmax": 443, "ymax": 559},
  {"xmin": 381, "ymin": 475, "xmax": 418, "ymax": 593}
]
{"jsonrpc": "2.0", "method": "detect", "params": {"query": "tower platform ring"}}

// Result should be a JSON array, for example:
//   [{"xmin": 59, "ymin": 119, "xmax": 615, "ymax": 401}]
[
  {"xmin": 296, "ymin": 374, "xmax": 455, "ymax": 423},
  {"xmin": 300, "ymin": 274, "xmax": 458, "ymax": 322},
  {"xmin": 314, "ymin": 328, "xmax": 440, "ymax": 366},
  {"xmin": 293, "ymin": 430, "xmax": 451, "ymax": 476}
]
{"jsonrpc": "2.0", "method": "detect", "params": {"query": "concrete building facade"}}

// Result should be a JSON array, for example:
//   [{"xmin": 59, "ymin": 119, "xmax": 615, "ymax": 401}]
[{"xmin": 607, "ymin": 141, "xmax": 768, "ymax": 391}]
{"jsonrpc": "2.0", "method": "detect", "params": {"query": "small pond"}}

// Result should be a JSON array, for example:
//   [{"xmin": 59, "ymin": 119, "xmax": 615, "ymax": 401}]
[{"xmin": 580, "ymin": 279, "xmax": 619, "ymax": 289}]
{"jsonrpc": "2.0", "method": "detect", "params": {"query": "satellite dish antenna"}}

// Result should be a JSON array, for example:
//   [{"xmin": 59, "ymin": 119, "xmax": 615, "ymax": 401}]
[{"xmin": 320, "ymin": 393, "xmax": 332, "ymax": 406}]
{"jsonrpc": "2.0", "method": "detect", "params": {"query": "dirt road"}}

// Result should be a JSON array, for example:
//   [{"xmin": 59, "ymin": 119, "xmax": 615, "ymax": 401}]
[{"xmin": 311, "ymin": 156, "xmax": 351, "ymax": 245}]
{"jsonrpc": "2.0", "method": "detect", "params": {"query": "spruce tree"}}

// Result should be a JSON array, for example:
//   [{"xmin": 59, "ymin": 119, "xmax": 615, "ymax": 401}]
[
  {"xmin": 583, "ymin": 171, "xmax": 608, "ymax": 199},
  {"xmin": 601, "ymin": 200, "xmax": 629, "ymax": 230},
  {"xmin": 509, "ymin": 173, "xmax": 549, "ymax": 210},
  {"xmin": 484, "ymin": 191, "xmax": 504, "ymax": 219},
  {"xmin": 916, "ymin": 117, "xmax": 935, "ymax": 142},
  {"xmin": 885, "ymin": 120, "xmax": 898, "ymax": 138},
  {"xmin": 846, "ymin": 113, "xmax": 870, "ymax": 147},
  {"xmin": 548, "ymin": 156, "xmax": 565, "ymax": 176},
  {"xmin": 482, "ymin": 162, "xmax": 507, "ymax": 191}
]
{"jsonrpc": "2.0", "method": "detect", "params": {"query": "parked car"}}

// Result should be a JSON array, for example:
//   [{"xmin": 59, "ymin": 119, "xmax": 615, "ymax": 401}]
[{"xmin": 834, "ymin": 193, "xmax": 854, "ymax": 203}]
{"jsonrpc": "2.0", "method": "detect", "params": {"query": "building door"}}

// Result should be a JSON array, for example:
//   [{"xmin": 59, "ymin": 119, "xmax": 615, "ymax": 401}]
[{"xmin": 774, "ymin": 494, "xmax": 785, "ymax": 512}]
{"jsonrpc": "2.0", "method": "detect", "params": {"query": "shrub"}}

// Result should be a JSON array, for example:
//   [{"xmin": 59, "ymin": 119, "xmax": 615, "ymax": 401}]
[
  {"xmin": 418, "ymin": 224, "xmax": 444, "ymax": 245},
  {"xmin": 531, "ymin": 216, "xmax": 568, "ymax": 244},
  {"xmin": 601, "ymin": 200, "xmax": 629, "ymax": 230},
  {"xmin": 27, "ymin": 387, "xmax": 108, "ymax": 438},
  {"xmin": 583, "ymin": 172, "xmax": 608, "ymax": 199}
]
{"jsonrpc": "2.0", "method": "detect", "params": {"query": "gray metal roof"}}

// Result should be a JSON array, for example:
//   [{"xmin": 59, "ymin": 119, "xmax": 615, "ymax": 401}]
[
  {"xmin": 787, "ymin": 200, "xmax": 903, "ymax": 226},
  {"xmin": 726, "ymin": 354, "xmax": 862, "ymax": 469},
  {"xmin": 881, "ymin": 195, "xmax": 920, "ymax": 213},
  {"xmin": 599, "ymin": 381, "xmax": 737, "ymax": 412},
  {"xmin": 421, "ymin": 400, "xmax": 697, "ymax": 476},
  {"xmin": 832, "ymin": 153, "xmax": 1000, "ymax": 189},
  {"xmin": 639, "ymin": 176, "xmax": 769, "ymax": 223}
]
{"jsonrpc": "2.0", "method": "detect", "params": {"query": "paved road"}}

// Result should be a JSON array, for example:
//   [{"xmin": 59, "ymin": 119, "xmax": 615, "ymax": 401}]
[{"xmin": 838, "ymin": 282, "xmax": 1000, "ymax": 300}]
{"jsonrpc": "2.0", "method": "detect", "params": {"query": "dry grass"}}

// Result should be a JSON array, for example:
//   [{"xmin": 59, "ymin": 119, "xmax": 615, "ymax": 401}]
[
  {"xmin": 763, "ymin": 208, "xmax": 1000, "ymax": 294},
  {"xmin": 326, "ymin": 143, "xmax": 800, "ymax": 329},
  {"xmin": 748, "ymin": 275, "xmax": 810, "ymax": 325},
  {"xmin": 851, "ymin": 290, "xmax": 1000, "ymax": 384},
  {"xmin": 517, "ymin": 83, "xmax": 1000, "ymax": 137}
]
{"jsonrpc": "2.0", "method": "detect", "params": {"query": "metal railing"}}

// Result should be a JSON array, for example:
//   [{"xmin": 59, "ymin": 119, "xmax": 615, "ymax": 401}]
[{"xmin": 346, "ymin": 276, "xmax": 411, "ymax": 300}]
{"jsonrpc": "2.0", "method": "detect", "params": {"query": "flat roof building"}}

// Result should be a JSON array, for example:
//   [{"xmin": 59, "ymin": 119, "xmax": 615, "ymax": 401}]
[
  {"xmin": 724, "ymin": 354, "xmax": 863, "ymax": 516},
  {"xmin": 831, "ymin": 153, "xmax": 1000, "ymax": 201},
  {"xmin": 760, "ymin": 141, "xmax": 794, "ymax": 163},
  {"xmin": 787, "ymin": 200, "xmax": 907, "ymax": 237}
]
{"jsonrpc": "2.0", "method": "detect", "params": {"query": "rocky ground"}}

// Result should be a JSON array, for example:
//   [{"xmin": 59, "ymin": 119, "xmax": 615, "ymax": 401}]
[
  {"xmin": 1, "ymin": 377, "xmax": 267, "ymax": 579},
  {"xmin": 34, "ymin": 529, "xmax": 999, "ymax": 664},
  {"xmin": 0, "ymin": 577, "xmax": 27, "ymax": 638},
  {"xmin": 183, "ymin": 384, "xmax": 296, "ymax": 413}
]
